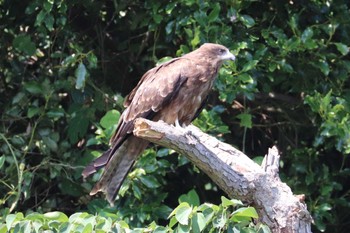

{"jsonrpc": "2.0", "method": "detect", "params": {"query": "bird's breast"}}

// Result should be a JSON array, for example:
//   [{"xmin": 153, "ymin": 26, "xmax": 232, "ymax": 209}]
[{"xmin": 155, "ymin": 77, "xmax": 214, "ymax": 126}]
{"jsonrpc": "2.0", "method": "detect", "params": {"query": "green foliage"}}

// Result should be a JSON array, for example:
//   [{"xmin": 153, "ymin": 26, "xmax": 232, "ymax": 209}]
[
  {"xmin": 1, "ymin": 0, "xmax": 350, "ymax": 232},
  {"xmin": 305, "ymin": 91, "xmax": 350, "ymax": 154},
  {"xmin": 168, "ymin": 193, "xmax": 266, "ymax": 233},
  {"xmin": 0, "ymin": 194, "xmax": 267, "ymax": 233}
]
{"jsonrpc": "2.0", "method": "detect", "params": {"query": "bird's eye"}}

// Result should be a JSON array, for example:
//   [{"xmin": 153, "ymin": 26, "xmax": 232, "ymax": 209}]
[{"xmin": 219, "ymin": 49, "xmax": 226, "ymax": 54}]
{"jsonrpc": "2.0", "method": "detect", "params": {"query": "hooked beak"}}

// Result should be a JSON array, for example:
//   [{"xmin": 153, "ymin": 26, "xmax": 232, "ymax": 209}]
[{"xmin": 221, "ymin": 51, "xmax": 236, "ymax": 61}]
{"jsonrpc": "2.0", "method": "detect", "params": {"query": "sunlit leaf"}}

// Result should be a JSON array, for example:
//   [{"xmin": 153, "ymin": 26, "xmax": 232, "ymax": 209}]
[
  {"xmin": 231, "ymin": 207, "xmax": 258, "ymax": 222},
  {"xmin": 75, "ymin": 63, "xmax": 87, "ymax": 90},
  {"xmin": 174, "ymin": 203, "xmax": 192, "ymax": 225},
  {"xmin": 301, "ymin": 28, "xmax": 313, "ymax": 43},
  {"xmin": 237, "ymin": 113, "xmax": 252, "ymax": 128},
  {"xmin": 43, "ymin": 212, "xmax": 68, "ymax": 222},
  {"xmin": 0, "ymin": 156, "xmax": 5, "ymax": 169},
  {"xmin": 191, "ymin": 27, "xmax": 200, "ymax": 48},
  {"xmin": 335, "ymin": 43, "xmax": 349, "ymax": 56},
  {"xmin": 212, "ymin": 208, "xmax": 226, "ymax": 228},
  {"xmin": 179, "ymin": 189, "xmax": 200, "ymax": 207},
  {"xmin": 177, "ymin": 223, "xmax": 190, "ymax": 233},
  {"xmin": 100, "ymin": 110, "xmax": 120, "ymax": 129},
  {"xmin": 221, "ymin": 196, "xmax": 243, "ymax": 207},
  {"xmin": 191, "ymin": 213, "xmax": 206, "ymax": 232},
  {"xmin": 241, "ymin": 60, "xmax": 258, "ymax": 72}
]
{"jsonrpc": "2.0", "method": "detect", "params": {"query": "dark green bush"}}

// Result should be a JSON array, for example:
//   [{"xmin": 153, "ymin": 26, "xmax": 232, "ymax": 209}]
[{"xmin": 0, "ymin": 0, "xmax": 349, "ymax": 232}]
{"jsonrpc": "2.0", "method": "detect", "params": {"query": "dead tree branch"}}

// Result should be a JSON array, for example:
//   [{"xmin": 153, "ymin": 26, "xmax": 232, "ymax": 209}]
[{"xmin": 133, "ymin": 118, "xmax": 313, "ymax": 233}]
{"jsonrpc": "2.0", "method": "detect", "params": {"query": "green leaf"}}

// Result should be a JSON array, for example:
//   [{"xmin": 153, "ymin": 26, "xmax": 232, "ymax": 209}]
[
  {"xmin": 177, "ymin": 223, "xmax": 191, "ymax": 233},
  {"xmin": 43, "ymin": 211, "xmax": 69, "ymax": 222},
  {"xmin": 139, "ymin": 175, "xmax": 160, "ymax": 188},
  {"xmin": 42, "ymin": 136, "xmax": 58, "ymax": 152},
  {"xmin": 201, "ymin": 205, "xmax": 215, "ymax": 223},
  {"xmin": 153, "ymin": 226, "xmax": 168, "ymax": 233},
  {"xmin": 25, "ymin": 213, "xmax": 44, "ymax": 222},
  {"xmin": 157, "ymin": 56, "xmax": 173, "ymax": 66},
  {"xmin": 238, "ymin": 73, "xmax": 254, "ymax": 84},
  {"xmin": 257, "ymin": 224, "xmax": 271, "ymax": 233},
  {"xmin": 35, "ymin": 10, "xmax": 46, "ymax": 27},
  {"xmin": 212, "ymin": 208, "xmax": 226, "ymax": 228},
  {"xmin": 191, "ymin": 213, "xmax": 206, "ymax": 232},
  {"xmin": 23, "ymin": 81, "xmax": 43, "ymax": 95},
  {"xmin": 82, "ymin": 223, "xmax": 93, "ymax": 233},
  {"xmin": 13, "ymin": 35, "xmax": 37, "ymax": 56},
  {"xmin": 0, "ymin": 156, "xmax": 5, "ymax": 169},
  {"xmin": 153, "ymin": 14, "xmax": 163, "ymax": 24},
  {"xmin": 100, "ymin": 110, "xmax": 120, "ymax": 129},
  {"xmin": 132, "ymin": 183, "xmax": 142, "ymax": 199},
  {"xmin": 179, "ymin": 189, "xmax": 200, "ymax": 207},
  {"xmin": 191, "ymin": 27, "xmax": 200, "ymax": 48},
  {"xmin": 87, "ymin": 53, "xmax": 98, "ymax": 68},
  {"xmin": 62, "ymin": 54, "xmax": 78, "ymax": 67},
  {"xmin": 47, "ymin": 108, "xmax": 65, "ymax": 119},
  {"xmin": 314, "ymin": 60, "xmax": 330, "ymax": 76},
  {"xmin": 174, "ymin": 203, "xmax": 192, "ymax": 225},
  {"xmin": 43, "ymin": 1, "xmax": 53, "ymax": 12},
  {"xmin": 45, "ymin": 14, "xmax": 55, "ymax": 31},
  {"xmin": 68, "ymin": 111, "xmax": 90, "ymax": 143},
  {"xmin": 12, "ymin": 92, "xmax": 26, "ymax": 104},
  {"xmin": 231, "ymin": 207, "xmax": 258, "ymax": 222},
  {"xmin": 17, "ymin": 220, "xmax": 30, "ymax": 233},
  {"xmin": 335, "ymin": 43, "xmax": 349, "ymax": 56},
  {"xmin": 237, "ymin": 113, "xmax": 252, "ymax": 128},
  {"xmin": 0, "ymin": 224, "xmax": 8, "ymax": 233},
  {"xmin": 221, "ymin": 196, "xmax": 243, "ymax": 207},
  {"xmin": 6, "ymin": 213, "xmax": 23, "ymax": 230},
  {"xmin": 208, "ymin": 3, "xmax": 220, "ymax": 23},
  {"xmin": 168, "ymin": 216, "xmax": 177, "ymax": 228},
  {"xmin": 241, "ymin": 60, "xmax": 258, "ymax": 72},
  {"xmin": 27, "ymin": 106, "xmax": 41, "ymax": 118},
  {"xmin": 240, "ymin": 14, "xmax": 255, "ymax": 28},
  {"xmin": 301, "ymin": 28, "xmax": 313, "ymax": 43},
  {"xmin": 75, "ymin": 63, "xmax": 87, "ymax": 90}
]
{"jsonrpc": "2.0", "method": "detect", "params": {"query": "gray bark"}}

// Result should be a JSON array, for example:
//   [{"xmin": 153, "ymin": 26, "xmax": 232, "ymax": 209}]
[{"xmin": 133, "ymin": 118, "xmax": 313, "ymax": 233}]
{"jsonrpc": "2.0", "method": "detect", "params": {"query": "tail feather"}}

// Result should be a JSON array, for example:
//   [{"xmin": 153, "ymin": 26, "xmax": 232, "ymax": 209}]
[
  {"xmin": 82, "ymin": 149, "xmax": 112, "ymax": 178},
  {"xmin": 89, "ymin": 136, "xmax": 149, "ymax": 205}
]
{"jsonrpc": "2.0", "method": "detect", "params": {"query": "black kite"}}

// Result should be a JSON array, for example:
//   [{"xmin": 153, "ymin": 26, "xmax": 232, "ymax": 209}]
[{"xmin": 83, "ymin": 43, "xmax": 235, "ymax": 205}]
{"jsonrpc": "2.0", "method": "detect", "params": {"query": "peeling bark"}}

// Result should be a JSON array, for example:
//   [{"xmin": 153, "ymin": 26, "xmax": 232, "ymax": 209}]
[{"xmin": 133, "ymin": 118, "xmax": 313, "ymax": 233}]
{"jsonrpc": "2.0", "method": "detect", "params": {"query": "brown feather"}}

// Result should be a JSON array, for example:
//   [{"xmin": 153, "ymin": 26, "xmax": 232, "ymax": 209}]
[
  {"xmin": 83, "ymin": 43, "xmax": 235, "ymax": 204},
  {"xmin": 90, "ymin": 136, "xmax": 148, "ymax": 205}
]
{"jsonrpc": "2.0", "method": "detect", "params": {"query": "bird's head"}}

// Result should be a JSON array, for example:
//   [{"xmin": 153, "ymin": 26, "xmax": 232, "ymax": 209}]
[{"xmin": 199, "ymin": 43, "xmax": 236, "ymax": 62}]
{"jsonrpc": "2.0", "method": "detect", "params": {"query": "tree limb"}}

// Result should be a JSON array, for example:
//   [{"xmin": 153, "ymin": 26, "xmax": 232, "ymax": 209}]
[{"xmin": 133, "ymin": 118, "xmax": 313, "ymax": 233}]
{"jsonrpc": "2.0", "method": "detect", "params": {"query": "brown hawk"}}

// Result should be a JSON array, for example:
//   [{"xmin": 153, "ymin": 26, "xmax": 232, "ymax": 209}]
[{"xmin": 82, "ymin": 43, "xmax": 235, "ymax": 205}]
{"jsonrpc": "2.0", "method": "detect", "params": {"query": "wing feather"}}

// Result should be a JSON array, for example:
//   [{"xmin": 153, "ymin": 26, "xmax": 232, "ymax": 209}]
[
  {"xmin": 110, "ymin": 58, "xmax": 190, "ymax": 144},
  {"xmin": 84, "ymin": 57, "xmax": 191, "ymax": 176}
]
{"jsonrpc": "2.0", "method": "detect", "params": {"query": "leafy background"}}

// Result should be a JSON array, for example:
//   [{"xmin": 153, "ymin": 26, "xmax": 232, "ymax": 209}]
[{"xmin": 1, "ymin": 0, "xmax": 350, "ymax": 232}]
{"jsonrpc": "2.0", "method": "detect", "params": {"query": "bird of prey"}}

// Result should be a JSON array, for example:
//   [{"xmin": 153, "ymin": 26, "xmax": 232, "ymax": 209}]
[{"xmin": 82, "ymin": 43, "xmax": 235, "ymax": 205}]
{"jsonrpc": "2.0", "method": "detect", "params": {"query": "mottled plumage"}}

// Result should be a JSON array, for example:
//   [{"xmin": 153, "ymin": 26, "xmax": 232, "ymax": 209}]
[{"xmin": 82, "ymin": 43, "xmax": 235, "ymax": 205}]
